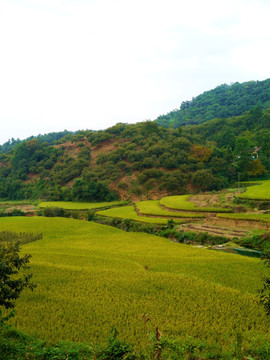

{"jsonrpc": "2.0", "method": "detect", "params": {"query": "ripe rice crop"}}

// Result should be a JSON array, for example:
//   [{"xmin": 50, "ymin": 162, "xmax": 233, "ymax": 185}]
[
  {"xmin": 160, "ymin": 195, "xmax": 232, "ymax": 212},
  {"xmin": 97, "ymin": 205, "xmax": 185, "ymax": 224},
  {"xmin": 0, "ymin": 217, "xmax": 268, "ymax": 351},
  {"xmin": 217, "ymin": 213, "xmax": 270, "ymax": 223},
  {"xmin": 38, "ymin": 200, "xmax": 126, "ymax": 210},
  {"xmin": 136, "ymin": 200, "xmax": 205, "ymax": 218},
  {"xmin": 238, "ymin": 180, "xmax": 270, "ymax": 200}
]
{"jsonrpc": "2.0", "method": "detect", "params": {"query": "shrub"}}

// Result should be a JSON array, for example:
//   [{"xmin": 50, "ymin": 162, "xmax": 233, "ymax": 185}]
[
  {"xmin": 43, "ymin": 207, "xmax": 69, "ymax": 218},
  {"xmin": 87, "ymin": 210, "xmax": 96, "ymax": 221}
]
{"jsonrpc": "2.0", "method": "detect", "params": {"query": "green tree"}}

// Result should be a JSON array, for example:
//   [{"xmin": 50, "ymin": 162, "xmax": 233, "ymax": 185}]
[
  {"xmin": 191, "ymin": 169, "xmax": 224, "ymax": 191},
  {"xmin": 0, "ymin": 237, "xmax": 35, "ymax": 324},
  {"xmin": 260, "ymin": 250, "xmax": 270, "ymax": 315},
  {"xmin": 233, "ymin": 137, "xmax": 253, "ymax": 173}
]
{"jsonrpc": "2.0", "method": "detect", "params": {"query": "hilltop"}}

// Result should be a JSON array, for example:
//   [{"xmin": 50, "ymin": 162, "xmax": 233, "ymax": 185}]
[{"xmin": 155, "ymin": 78, "xmax": 270, "ymax": 127}]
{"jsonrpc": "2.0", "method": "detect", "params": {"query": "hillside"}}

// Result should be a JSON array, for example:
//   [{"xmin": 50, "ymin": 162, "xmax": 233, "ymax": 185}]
[
  {"xmin": 0, "ymin": 106, "xmax": 269, "ymax": 202},
  {"xmin": 155, "ymin": 79, "xmax": 270, "ymax": 127}
]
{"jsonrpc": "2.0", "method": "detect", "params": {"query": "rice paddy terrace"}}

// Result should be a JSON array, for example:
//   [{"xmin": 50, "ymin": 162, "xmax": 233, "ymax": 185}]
[
  {"xmin": 0, "ymin": 180, "xmax": 269, "ymax": 354},
  {"xmin": 0, "ymin": 216, "xmax": 269, "ymax": 352}
]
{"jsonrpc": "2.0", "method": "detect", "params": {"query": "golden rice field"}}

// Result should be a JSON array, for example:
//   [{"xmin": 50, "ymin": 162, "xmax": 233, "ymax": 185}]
[
  {"xmin": 238, "ymin": 180, "xmax": 270, "ymax": 200},
  {"xmin": 38, "ymin": 200, "xmax": 126, "ymax": 210},
  {"xmin": 0, "ymin": 217, "xmax": 269, "ymax": 350},
  {"xmin": 160, "ymin": 195, "xmax": 231, "ymax": 212},
  {"xmin": 97, "ymin": 205, "xmax": 185, "ymax": 224}
]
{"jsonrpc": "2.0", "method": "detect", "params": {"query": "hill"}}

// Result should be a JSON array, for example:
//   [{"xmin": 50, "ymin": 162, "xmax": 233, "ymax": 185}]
[
  {"xmin": 155, "ymin": 79, "xmax": 270, "ymax": 127},
  {"xmin": 0, "ymin": 106, "xmax": 269, "ymax": 202}
]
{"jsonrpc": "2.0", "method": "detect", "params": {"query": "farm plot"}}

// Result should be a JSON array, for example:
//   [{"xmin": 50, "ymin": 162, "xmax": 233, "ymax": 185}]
[
  {"xmin": 160, "ymin": 195, "xmax": 231, "ymax": 212},
  {"xmin": 217, "ymin": 213, "xmax": 270, "ymax": 223},
  {"xmin": 0, "ymin": 217, "xmax": 268, "ymax": 351},
  {"xmin": 238, "ymin": 180, "xmax": 270, "ymax": 200},
  {"xmin": 0, "ymin": 200, "xmax": 36, "ymax": 213},
  {"xmin": 38, "ymin": 200, "xmax": 126, "ymax": 210},
  {"xmin": 136, "ymin": 200, "xmax": 205, "ymax": 218},
  {"xmin": 97, "ymin": 205, "xmax": 185, "ymax": 224}
]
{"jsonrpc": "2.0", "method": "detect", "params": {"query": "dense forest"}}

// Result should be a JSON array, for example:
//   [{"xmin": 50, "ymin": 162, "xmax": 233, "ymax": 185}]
[
  {"xmin": 155, "ymin": 79, "xmax": 270, "ymax": 127},
  {"xmin": 0, "ymin": 103, "xmax": 269, "ymax": 202}
]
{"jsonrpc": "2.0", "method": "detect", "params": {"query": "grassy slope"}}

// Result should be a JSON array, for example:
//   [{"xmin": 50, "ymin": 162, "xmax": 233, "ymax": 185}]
[
  {"xmin": 238, "ymin": 180, "xmax": 270, "ymax": 200},
  {"xmin": 136, "ymin": 200, "xmax": 205, "ymax": 217},
  {"xmin": 0, "ymin": 217, "xmax": 268, "ymax": 349},
  {"xmin": 38, "ymin": 200, "xmax": 126, "ymax": 210},
  {"xmin": 160, "ymin": 195, "xmax": 231, "ymax": 212},
  {"xmin": 97, "ymin": 205, "xmax": 185, "ymax": 224}
]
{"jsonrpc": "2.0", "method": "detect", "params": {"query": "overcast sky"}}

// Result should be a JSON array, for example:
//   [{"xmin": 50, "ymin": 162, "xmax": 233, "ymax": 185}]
[{"xmin": 1, "ymin": 0, "xmax": 270, "ymax": 144}]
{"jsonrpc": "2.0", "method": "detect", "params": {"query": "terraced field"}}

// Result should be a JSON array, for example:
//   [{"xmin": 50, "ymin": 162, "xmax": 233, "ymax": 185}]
[
  {"xmin": 217, "ymin": 213, "xmax": 270, "ymax": 223},
  {"xmin": 136, "ymin": 200, "xmax": 205, "ymax": 218},
  {"xmin": 97, "ymin": 205, "xmax": 185, "ymax": 224},
  {"xmin": 238, "ymin": 180, "xmax": 270, "ymax": 200},
  {"xmin": 160, "ymin": 195, "xmax": 231, "ymax": 212},
  {"xmin": 38, "ymin": 200, "xmax": 127, "ymax": 210},
  {"xmin": 0, "ymin": 217, "xmax": 268, "ymax": 350}
]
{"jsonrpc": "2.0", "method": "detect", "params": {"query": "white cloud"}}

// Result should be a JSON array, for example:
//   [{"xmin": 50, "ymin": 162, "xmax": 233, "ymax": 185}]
[{"xmin": 0, "ymin": 0, "xmax": 270, "ymax": 143}]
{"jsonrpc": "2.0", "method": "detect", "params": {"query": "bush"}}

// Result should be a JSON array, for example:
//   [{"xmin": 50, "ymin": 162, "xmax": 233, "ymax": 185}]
[
  {"xmin": 87, "ymin": 210, "xmax": 96, "ymax": 221},
  {"xmin": 43, "ymin": 207, "xmax": 69, "ymax": 218},
  {"xmin": 0, "ymin": 209, "xmax": 25, "ymax": 217},
  {"xmin": 97, "ymin": 328, "xmax": 136, "ymax": 360}
]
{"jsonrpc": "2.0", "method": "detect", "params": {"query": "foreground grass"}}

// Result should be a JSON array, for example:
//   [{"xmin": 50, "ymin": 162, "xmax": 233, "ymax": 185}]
[
  {"xmin": 160, "ymin": 195, "xmax": 231, "ymax": 212},
  {"xmin": 38, "ymin": 200, "xmax": 127, "ymax": 210},
  {"xmin": 0, "ymin": 217, "xmax": 269, "ymax": 351},
  {"xmin": 238, "ymin": 180, "xmax": 270, "ymax": 200},
  {"xmin": 136, "ymin": 200, "xmax": 205, "ymax": 218},
  {"xmin": 97, "ymin": 205, "xmax": 185, "ymax": 224}
]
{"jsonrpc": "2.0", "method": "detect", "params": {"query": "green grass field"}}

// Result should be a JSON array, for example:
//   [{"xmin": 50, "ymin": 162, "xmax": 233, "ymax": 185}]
[
  {"xmin": 0, "ymin": 217, "xmax": 268, "ymax": 350},
  {"xmin": 217, "ymin": 213, "xmax": 270, "ymax": 223},
  {"xmin": 38, "ymin": 200, "xmax": 127, "ymax": 210},
  {"xmin": 136, "ymin": 200, "xmax": 205, "ymax": 218},
  {"xmin": 97, "ymin": 205, "xmax": 185, "ymax": 224},
  {"xmin": 160, "ymin": 195, "xmax": 231, "ymax": 212},
  {"xmin": 238, "ymin": 180, "xmax": 270, "ymax": 200}
]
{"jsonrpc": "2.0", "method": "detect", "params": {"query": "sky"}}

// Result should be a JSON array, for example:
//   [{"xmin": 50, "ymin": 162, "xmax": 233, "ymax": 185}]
[{"xmin": 0, "ymin": 0, "xmax": 270, "ymax": 144}]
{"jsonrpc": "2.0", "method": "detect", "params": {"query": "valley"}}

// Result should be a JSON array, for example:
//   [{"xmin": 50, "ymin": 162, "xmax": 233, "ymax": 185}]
[{"xmin": 1, "ymin": 79, "xmax": 270, "ymax": 359}]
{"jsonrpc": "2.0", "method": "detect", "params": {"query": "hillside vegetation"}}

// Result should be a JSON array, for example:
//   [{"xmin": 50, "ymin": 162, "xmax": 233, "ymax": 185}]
[
  {"xmin": 0, "ymin": 104, "xmax": 269, "ymax": 202},
  {"xmin": 155, "ymin": 78, "xmax": 270, "ymax": 127}
]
